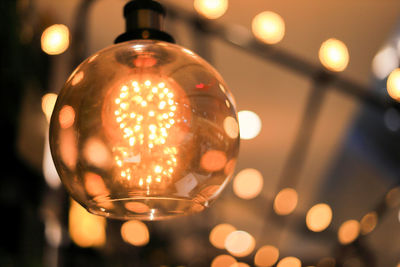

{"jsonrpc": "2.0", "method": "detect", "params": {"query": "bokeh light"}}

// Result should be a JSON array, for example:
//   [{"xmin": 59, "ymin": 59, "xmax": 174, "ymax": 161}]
[
  {"xmin": 387, "ymin": 68, "xmax": 400, "ymax": 102},
  {"xmin": 252, "ymin": 11, "xmax": 285, "ymax": 44},
  {"xmin": 211, "ymin": 254, "xmax": 237, "ymax": 267},
  {"xmin": 232, "ymin": 263, "xmax": 250, "ymax": 267},
  {"xmin": 59, "ymin": 105, "xmax": 75, "ymax": 129},
  {"xmin": 371, "ymin": 46, "xmax": 399, "ymax": 79},
  {"xmin": 338, "ymin": 220, "xmax": 360, "ymax": 245},
  {"xmin": 276, "ymin": 256, "xmax": 301, "ymax": 267},
  {"xmin": 385, "ymin": 186, "xmax": 400, "ymax": 208},
  {"xmin": 194, "ymin": 0, "xmax": 228, "ymax": 20},
  {"xmin": 121, "ymin": 220, "xmax": 149, "ymax": 246},
  {"xmin": 306, "ymin": 203, "xmax": 332, "ymax": 232},
  {"xmin": 224, "ymin": 116, "xmax": 239, "ymax": 139},
  {"xmin": 225, "ymin": 230, "xmax": 255, "ymax": 257},
  {"xmin": 360, "ymin": 211, "xmax": 378, "ymax": 235},
  {"xmin": 41, "ymin": 93, "xmax": 58, "ymax": 122},
  {"xmin": 238, "ymin": 110, "xmax": 262, "ymax": 140},
  {"xmin": 233, "ymin": 168, "xmax": 263, "ymax": 199},
  {"xmin": 209, "ymin": 223, "xmax": 237, "ymax": 249},
  {"xmin": 41, "ymin": 24, "xmax": 70, "ymax": 55},
  {"xmin": 273, "ymin": 188, "xmax": 298, "ymax": 215},
  {"xmin": 69, "ymin": 199, "xmax": 106, "ymax": 248},
  {"xmin": 318, "ymin": 38, "xmax": 349, "ymax": 72},
  {"xmin": 317, "ymin": 257, "xmax": 335, "ymax": 267},
  {"xmin": 254, "ymin": 245, "xmax": 279, "ymax": 267}
]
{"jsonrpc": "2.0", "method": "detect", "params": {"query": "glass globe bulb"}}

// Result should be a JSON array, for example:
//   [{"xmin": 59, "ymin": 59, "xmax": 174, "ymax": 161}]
[{"xmin": 50, "ymin": 40, "xmax": 239, "ymax": 220}]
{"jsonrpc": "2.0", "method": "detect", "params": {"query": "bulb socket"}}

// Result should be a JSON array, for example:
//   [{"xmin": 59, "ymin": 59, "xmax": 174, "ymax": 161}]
[{"xmin": 115, "ymin": 0, "xmax": 174, "ymax": 44}]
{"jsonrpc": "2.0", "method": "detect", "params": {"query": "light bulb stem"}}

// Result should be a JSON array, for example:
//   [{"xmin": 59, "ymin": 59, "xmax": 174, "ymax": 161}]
[{"xmin": 115, "ymin": 0, "xmax": 175, "ymax": 44}]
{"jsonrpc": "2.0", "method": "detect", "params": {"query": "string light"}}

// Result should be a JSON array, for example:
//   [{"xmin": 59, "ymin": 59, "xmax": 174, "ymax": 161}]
[
  {"xmin": 319, "ymin": 38, "xmax": 349, "ymax": 72},
  {"xmin": 194, "ymin": 0, "xmax": 228, "ymax": 20},
  {"xmin": 306, "ymin": 203, "xmax": 332, "ymax": 232},
  {"xmin": 254, "ymin": 245, "xmax": 279, "ymax": 267},
  {"xmin": 252, "ymin": 11, "xmax": 285, "ymax": 44},
  {"xmin": 387, "ymin": 68, "xmax": 400, "ymax": 102},
  {"xmin": 338, "ymin": 220, "xmax": 360, "ymax": 245},
  {"xmin": 233, "ymin": 168, "xmax": 263, "ymax": 199},
  {"xmin": 41, "ymin": 24, "xmax": 70, "ymax": 55},
  {"xmin": 273, "ymin": 188, "xmax": 298, "ymax": 215},
  {"xmin": 238, "ymin": 110, "xmax": 262, "ymax": 140}
]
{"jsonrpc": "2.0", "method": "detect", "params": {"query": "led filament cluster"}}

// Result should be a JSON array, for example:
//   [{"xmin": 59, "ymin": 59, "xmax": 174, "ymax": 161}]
[{"xmin": 112, "ymin": 79, "xmax": 179, "ymax": 189}]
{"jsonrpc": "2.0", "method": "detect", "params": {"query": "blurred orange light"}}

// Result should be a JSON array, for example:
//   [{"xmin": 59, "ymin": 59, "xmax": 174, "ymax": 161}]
[
  {"xmin": 209, "ymin": 223, "xmax": 237, "ymax": 249},
  {"xmin": 83, "ymin": 137, "xmax": 112, "ymax": 169},
  {"xmin": 69, "ymin": 199, "xmax": 106, "ymax": 248},
  {"xmin": 194, "ymin": 0, "xmax": 228, "ymax": 20},
  {"xmin": 41, "ymin": 24, "xmax": 70, "ymax": 55},
  {"xmin": 385, "ymin": 186, "xmax": 400, "ymax": 207},
  {"xmin": 232, "ymin": 263, "xmax": 250, "ymax": 267},
  {"xmin": 238, "ymin": 110, "xmax": 262, "ymax": 140},
  {"xmin": 319, "ymin": 38, "xmax": 349, "ymax": 72},
  {"xmin": 121, "ymin": 220, "xmax": 149, "ymax": 246},
  {"xmin": 276, "ymin": 257, "xmax": 301, "ymax": 267},
  {"xmin": 71, "ymin": 71, "xmax": 84, "ymax": 86},
  {"xmin": 360, "ymin": 212, "xmax": 378, "ymax": 235},
  {"xmin": 225, "ymin": 230, "xmax": 255, "ymax": 257},
  {"xmin": 223, "ymin": 116, "xmax": 239, "ymax": 139},
  {"xmin": 233, "ymin": 168, "xmax": 263, "ymax": 199},
  {"xmin": 254, "ymin": 245, "xmax": 279, "ymax": 267},
  {"xmin": 59, "ymin": 105, "xmax": 75, "ymax": 129},
  {"xmin": 211, "ymin": 254, "xmax": 237, "ymax": 267},
  {"xmin": 84, "ymin": 172, "xmax": 109, "ymax": 197},
  {"xmin": 252, "ymin": 11, "xmax": 285, "ymax": 44},
  {"xmin": 338, "ymin": 220, "xmax": 360, "ymax": 245},
  {"xmin": 42, "ymin": 93, "xmax": 58, "ymax": 123},
  {"xmin": 201, "ymin": 150, "xmax": 227, "ymax": 172},
  {"xmin": 306, "ymin": 203, "xmax": 332, "ymax": 232},
  {"xmin": 273, "ymin": 188, "xmax": 298, "ymax": 215},
  {"xmin": 125, "ymin": 202, "xmax": 150, "ymax": 213},
  {"xmin": 387, "ymin": 68, "xmax": 400, "ymax": 102}
]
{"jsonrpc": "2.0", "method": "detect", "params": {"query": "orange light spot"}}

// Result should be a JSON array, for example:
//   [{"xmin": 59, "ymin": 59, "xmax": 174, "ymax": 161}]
[
  {"xmin": 59, "ymin": 105, "xmax": 75, "ymax": 129},
  {"xmin": 338, "ymin": 220, "xmax": 360, "ymax": 245},
  {"xmin": 273, "ymin": 188, "xmax": 298, "ymax": 215},
  {"xmin": 201, "ymin": 150, "xmax": 227, "ymax": 172},
  {"xmin": 121, "ymin": 220, "xmax": 149, "ymax": 246},
  {"xmin": 276, "ymin": 257, "xmax": 301, "ymax": 267},
  {"xmin": 254, "ymin": 245, "xmax": 279, "ymax": 267},
  {"xmin": 209, "ymin": 223, "xmax": 236, "ymax": 249},
  {"xmin": 84, "ymin": 172, "xmax": 109, "ymax": 197},
  {"xmin": 125, "ymin": 202, "xmax": 150, "ymax": 213},
  {"xmin": 211, "ymin": 254, "xmax": 237, "ymax": 267},
  {"xmin": 225, "ymin": 230, "xmax": 255, "ymax": 257},
  {"xmin": 306, "ymin": 203, "xmax": 333, "ymax": 232},
  {"xmin": 233, "ymin": 168, "xmax": 263, "ymax": 199}
]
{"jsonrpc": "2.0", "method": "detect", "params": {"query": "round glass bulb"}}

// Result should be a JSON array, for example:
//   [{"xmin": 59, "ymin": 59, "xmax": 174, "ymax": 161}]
[{"xmin": 49, "ymin": 40, "xmax": 239, "ymax": 220}]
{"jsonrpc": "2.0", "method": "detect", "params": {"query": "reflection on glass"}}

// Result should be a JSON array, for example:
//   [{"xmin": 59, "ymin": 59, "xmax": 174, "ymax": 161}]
[
  {"xmin": 273, "ymin": 188, "xmax": 298, "ymax": 215},
  {"xmin": 254, "ymin": 245, "xmax": 279, "ymax": 267},
  {"xmin": 252, "ymin": 11, "xmax": 285, "ymax": 45},
  {"xmin": 59, "ymin": 105, "xmax": 75, "ymax": 129},
  {"xmin": 225, "ymin": 230, "xmax": 255, "ymax": 257},
  {"xmin": 338, "ymin": 220, "xmax": 360, "ymax": 245},
  {"xmin": 209, "ymin": 223, "xmax": 236, "ymax": 249},
  {"xmin": 233, "ymin": 168, "xmax": 263, "ymax": 199},
  {"xmin": 200, "ymin": 150, "xmax": 227, "ymax": 172}
]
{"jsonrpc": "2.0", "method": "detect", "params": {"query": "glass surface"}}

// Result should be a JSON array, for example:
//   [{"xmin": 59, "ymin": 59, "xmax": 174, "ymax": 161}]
[{"xmin": 49, "ymin": 40, "xmax": 239, "ymax": 220}]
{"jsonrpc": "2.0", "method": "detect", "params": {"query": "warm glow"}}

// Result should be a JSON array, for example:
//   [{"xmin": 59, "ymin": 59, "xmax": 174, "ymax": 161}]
[
  {"xmin": 211, "ymin": 254, "xmax": 237, "ymax": 267},
  {"xmin": 125, "ymin": 202, "xmax": 150, "ymax": 213},
  {"xmin": 306, "ymin": 203, "xmax": 332, "ymax": 232},
  {"xmin": 223, "ymin": 116, "xmax": 239, "ymax": 139},
  {"xmin": 41, "ymin": 24, "xmax": 70, "ymax": 55},
  {"xmin": 273, "ymin": 188, "xmax": 298, "ymax": 215},
  {"xmin": 252, "ymin": 11, "xmax": 285, "ymax": 44},
  {"xmin": 107, "ymin": 79, "xmax": 188, "ymax": 190},
  {"xmin": 209, "ymin": 223, "xmax": 237, "ymax": 249},
  {"xmin": 59, "ymin": 105, "xmax": 75, "ymax": 129},
  {"xmin": 254, "ymin": 245, "xmax": 279, "ymax": 267},
  {"xmin": 194, "ymin": 0, "xmax": 228, "ymax": 20},
  {"xmin": 238, "ymin": 110, "xmax": 262, "ymax": 140},
  {"xmin": 385, "ymin": 186, "xmax": 400, "ymax": 207},
  {"xmin": 225, "ymin": 230, "xmax": 255, "ymax": 257},
  {"xmin": 276, "ymin": 257, "xmax": 301, "ymax": 267},
  {"xmin": 201, "ymin": 150, "xmax": 227, "ymax": 172},
  {"xmin": 319, "ymin": 38, "xmax": 349, "ymax": 72},
  {"xmin": 233, "ymin": 168, "xmax": 263, "ymax": 199},
  {"xmin": 338, "ymin": 220, "xmax": 360, "ymax": 245},
  {"xmin": 69, "ymin": 199, "xmax": 106, "ymax": 247},
  {"xmin": 372, "ymin": 46, "xmax": 399, "ymax": 79},
  {"xmin": 42, "ymin": 93, "xmax": 58, "ymax": 122},
  {"xmin": 387, "ymin": 68, "xmax": 400, "ymax": 102},
  {"xmin": 84, "ymin": 172, "xmax": 109, "ymax": 197},
  {"xmin": 83, "ymin": 137, "xmax": 112, "ymax": 169},
  {"xmin": 121, "ymin": 220, "xmax": 149, "ymax": 246},
  {"xmin": 360, "ymin": 212, "xmax": 378, "ymax": 235},
  {"xmin": 232, "ymin": 263, "xmax": 250, "ymax": 267}
]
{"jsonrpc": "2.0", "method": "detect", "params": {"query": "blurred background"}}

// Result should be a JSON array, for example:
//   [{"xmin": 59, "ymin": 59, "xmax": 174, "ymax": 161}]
[{"xmin": 1, "ymin": 0, "xmax": 400, "ymax": 266}]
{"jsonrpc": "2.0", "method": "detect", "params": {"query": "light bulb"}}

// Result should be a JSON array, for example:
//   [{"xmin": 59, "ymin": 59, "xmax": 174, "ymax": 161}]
[{"xmin": 50, "ymin": 41, "xmax": 238, "ymax": 220}]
